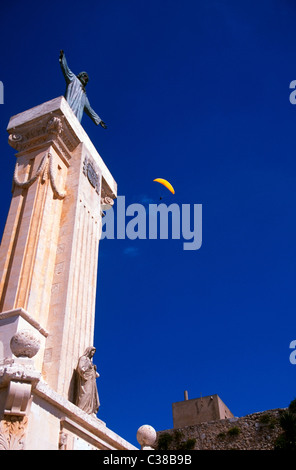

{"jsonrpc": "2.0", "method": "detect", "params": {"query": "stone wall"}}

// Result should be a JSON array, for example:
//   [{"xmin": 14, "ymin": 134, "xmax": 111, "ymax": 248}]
[{"xmin": 156, "ymin": 409, "xmax": 285, "ymax": 450}]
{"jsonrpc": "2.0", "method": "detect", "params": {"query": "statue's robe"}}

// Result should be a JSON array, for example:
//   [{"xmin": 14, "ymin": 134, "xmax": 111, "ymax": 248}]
[
  {"xmin": 60, "ymin": 53, "xmax": 102, "ymax": 125},
  {"xmin": 75, "ymin": 354, "xmax": 100, "ymax": 414}
]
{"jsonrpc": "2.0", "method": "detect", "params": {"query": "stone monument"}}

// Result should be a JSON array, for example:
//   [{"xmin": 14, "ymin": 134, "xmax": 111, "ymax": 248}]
[{"xmin": 0, "ymin": 53, "xmax": 137, "ymax": 449}]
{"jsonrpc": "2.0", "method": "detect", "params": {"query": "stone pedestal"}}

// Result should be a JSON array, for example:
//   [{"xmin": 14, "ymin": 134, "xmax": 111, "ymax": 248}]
[{"xmin": 0, "ymin": 97, "xmax": 136, "ymax": 450}]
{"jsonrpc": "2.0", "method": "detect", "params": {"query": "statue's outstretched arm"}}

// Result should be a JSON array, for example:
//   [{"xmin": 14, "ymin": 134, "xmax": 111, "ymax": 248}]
[
  {"xmin": 59, "ymin": 50, "xmax": 75, "ymax": 83},
  {"xmin": 84, "ymin": 97, "xmax": 107, "ymax": 129}
]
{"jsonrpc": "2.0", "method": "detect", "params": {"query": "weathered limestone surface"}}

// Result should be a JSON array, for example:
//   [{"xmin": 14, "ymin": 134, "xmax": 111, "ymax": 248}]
[
  {"xmin": 0, "ymin": 96, "xmax": 116, "ymax": 399},
  {"xmin": 0, "ymin": 97, "xmax": 137, "ymax": 450},
  {"xmin": 0, "ymin": 360, "xmax": 137, "ymax": 450}
]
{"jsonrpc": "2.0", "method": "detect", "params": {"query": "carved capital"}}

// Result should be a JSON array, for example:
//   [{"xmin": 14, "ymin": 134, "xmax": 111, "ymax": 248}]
[
  {"xmin": 46, "ymin": 116, "xmax": 63, "ymax": 135},
  {"xmin": 8, "ymin": 133, "xmax": 23, "ymax": 146},
  {"xmin": 0, "ymin": 416, "xmax": 28, "ymax": 450},
  {"xmin": 8, "ymin": 113, "xmax": 80, "ymax": 164}
]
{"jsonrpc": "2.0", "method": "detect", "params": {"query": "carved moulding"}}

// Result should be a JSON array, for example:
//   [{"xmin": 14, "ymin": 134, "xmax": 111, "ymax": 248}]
[
  {"xmin": 82, "ymin": 154, "xmax": 116, "ymax": 214},
  {"xmin": 0, "ymin": 416, "xmax": 28, "ymax": 450},
  {"xmin": 0, "ymin": 325, "xmax": 42, "ymax": 421},
  {"xmin": 0, "ymin": 359, "xmax": 41, "ymax": 450},
  {"xmin": 3, "ymin": 381, "xmax": 32, "ymax": 417},
  {"xmin": 101, "ymin": 187, "xmax": 115, "ymax": 211},
  {"xmin": 13, "ymin": 151, "xmax": 66, "ymax": 199},
  {"xmin": 0, "ymin": 360, "xmax": 41, "ymax": 414},
  {"xmin": 83, "ymin": 155, "xmax": 101, "ymax": 195},
  {"xmin": 8, "ymin": 114, "xmax": 80, "ymax": 165},
  {"xmin": 100, "ymin": 175, "xmax": 116, "ymax": 215}
]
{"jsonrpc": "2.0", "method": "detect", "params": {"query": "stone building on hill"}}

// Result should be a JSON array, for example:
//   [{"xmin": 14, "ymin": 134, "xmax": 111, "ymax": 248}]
[
  {"xmin": 156, "ymin": 392, "xmax": 285, "ymax": 450},
  {"xmin": 172, "ymin": 392, "xmax": 234, "ymax": 428}
]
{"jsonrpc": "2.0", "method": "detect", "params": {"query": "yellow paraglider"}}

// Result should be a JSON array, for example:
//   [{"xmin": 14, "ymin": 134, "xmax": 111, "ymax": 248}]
[{"xmin": 153, "ymin": 178, "xmax": 175, "ymax": 195}]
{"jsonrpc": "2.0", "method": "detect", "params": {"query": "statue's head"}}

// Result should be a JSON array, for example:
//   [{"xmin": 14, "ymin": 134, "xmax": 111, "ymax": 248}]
[
  {"xmin": 77, "ymin": 71, "xmax": 89, "ymax": 86},
  {"xmin": 83, "ymin": 346, "xmax": 96, "ymax": 358}
]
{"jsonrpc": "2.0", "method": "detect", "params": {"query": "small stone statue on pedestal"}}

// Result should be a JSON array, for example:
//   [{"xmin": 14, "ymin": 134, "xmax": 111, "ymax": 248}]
[{"xmin": 75, "ymin": 347, "xmax": 100, "ymax": 415}]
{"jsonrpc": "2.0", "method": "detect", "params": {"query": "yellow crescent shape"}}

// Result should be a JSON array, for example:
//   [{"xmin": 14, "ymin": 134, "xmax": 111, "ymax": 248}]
[{"xmin": 153, "ymin": 178, "xmax": 175, "ymax": 194}]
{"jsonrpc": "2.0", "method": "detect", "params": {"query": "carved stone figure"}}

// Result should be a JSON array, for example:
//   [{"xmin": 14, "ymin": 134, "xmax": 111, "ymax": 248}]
[
  {"xmin": 59, "ymin": 50, "xmax": 107, "ymax": 129},
  {"xmin": 75, "ymin": 347, "xmax": 100, "ymax": 415}
]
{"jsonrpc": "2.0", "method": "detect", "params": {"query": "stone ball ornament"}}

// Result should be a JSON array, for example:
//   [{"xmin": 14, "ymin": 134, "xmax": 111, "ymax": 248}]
[
  {"xmin": 136, "ymin": 425, "xmax": 157, "ymax": 449},
  {"xmin": 10, "ymin": 329, "xmax": 41, "ymax": 358}
]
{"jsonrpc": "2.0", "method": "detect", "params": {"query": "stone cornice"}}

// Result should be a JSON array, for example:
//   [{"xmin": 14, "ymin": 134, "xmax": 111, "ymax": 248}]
[
  {"xmin": 7, "ymin": 96, "xmax": 117, "ymax": 200},
  {"xmin": 34, "ymin": 380, "xmax": 138, "ymax": 450},
  {"xmin": 0, "ymin": 308, "xmax": 49, "ymax": 337},
  {"xmin": 8, "ymin": 113, "xmax": 79, "ymax": 166}
]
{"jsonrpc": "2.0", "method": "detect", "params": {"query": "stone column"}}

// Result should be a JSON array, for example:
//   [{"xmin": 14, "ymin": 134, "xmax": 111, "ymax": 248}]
[{"xmin": 0, "ymin": 96, "xmax": 116, "ymax": 399}]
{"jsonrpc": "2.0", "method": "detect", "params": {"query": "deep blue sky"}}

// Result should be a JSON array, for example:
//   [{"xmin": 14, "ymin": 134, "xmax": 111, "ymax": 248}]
[{"xmin": 1, "ymin": 0, "xmax": 296, "ymax": 448}]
